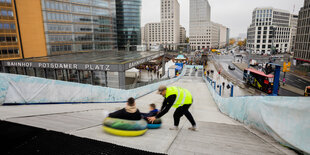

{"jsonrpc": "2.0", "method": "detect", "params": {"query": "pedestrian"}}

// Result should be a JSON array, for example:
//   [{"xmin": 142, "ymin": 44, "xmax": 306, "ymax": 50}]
[
  {"xmin": 207, "ymin": 70, "xmax": 210, "ymax": 76},
  {"xmin": 148, "ymin": 85, "xmax": 197, "ymax": 131},
  {"xmin": 283, "ymin": 78, "xmax": 286, "ymax": 86}
]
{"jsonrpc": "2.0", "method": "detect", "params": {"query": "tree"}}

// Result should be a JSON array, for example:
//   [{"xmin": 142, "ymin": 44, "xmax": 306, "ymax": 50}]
[
  {"xmin": 185, "ymin": 37, "xmax": 189, "ymax": 43},
  {"xmin": 237, "ymin": 39, "xmax": 247, "ymax": 47},
  {"xmin": 229, "ymin": 38, "xmax": 236, "ymax": 45}
]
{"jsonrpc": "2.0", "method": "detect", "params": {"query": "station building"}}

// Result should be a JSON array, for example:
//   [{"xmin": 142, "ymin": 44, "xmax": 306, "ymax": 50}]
[{"xmin": 1, "ymin": 50, "xmax": 164, "ymax": 89}]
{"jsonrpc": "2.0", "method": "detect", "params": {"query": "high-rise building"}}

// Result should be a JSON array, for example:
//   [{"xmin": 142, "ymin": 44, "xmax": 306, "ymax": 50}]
[
  {"xmin": 160, "ymin": 0, "xmax": 180, "ymax": 50},
  {"xmin": 179, "ymin": 26, "xmax": 186, "ymax": 43},
  {"xmin": 142, "ymin": 0, "xmax": 180, "ymax": 50},
  {"xmin": 0, "ymin": 0, "xmax": 22, "ymax": 60},
  {"xmin": 189, "ymin": 0, "xmax": 211, "ymax": 50},
  {"xmin": 189, "ymin": 0, "xmax": 228, "ymax": 50},
  {"xmin": 226, "ymin": 28, "xmax": 230, "ymax": 46},
  {"xmin": 219, "ymin": 24, "xmax": 228, "ymax": 48},
  {"xmin": 246, "ymin": 7, "xmax": 297, "ymax": 54},
  {"xmin": 294, "ymin": 0, "xmax": 310, "ymax": 63},
  {"xmin": 141, "ymin": 26, "xmax": 145, "ymax": 45},
  {"xmin": 115, "ymin": 0, "xmax": 141, "ymax": 51},
  {"xmin": 210, "ymin": 22, "xmax": 219, "ymax": 49},
  {"xmin": 289, "ymin": 14, "xmax": 298, "ymax": 53},
  {"xmin": 0, "ymin": 0, "xmax": 117, "ymax": 60},
  {"xmin": 143, "ymin": 23, "xmax": 161, "ymax": 48}
]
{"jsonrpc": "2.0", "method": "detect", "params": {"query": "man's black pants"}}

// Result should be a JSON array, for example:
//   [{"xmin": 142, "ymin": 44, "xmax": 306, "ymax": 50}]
[{"xmin": 173, "ymin": 104, "xmax": 196, "ymax": 127}]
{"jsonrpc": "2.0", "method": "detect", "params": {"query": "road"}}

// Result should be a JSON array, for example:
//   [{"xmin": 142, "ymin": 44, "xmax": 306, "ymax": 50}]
[
  {"xmin": 241, "ymin": 52, "xmax": 310, "ymax": 90},
  {"xmin": 212, "ymin": 51, "xmax": 303, "ymax": 96}
]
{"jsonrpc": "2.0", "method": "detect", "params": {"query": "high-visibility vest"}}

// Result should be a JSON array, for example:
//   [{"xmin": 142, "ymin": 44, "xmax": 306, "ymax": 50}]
[{"xmin": 165, "ymin": 86, "xmax": 192, "ymax": 108}]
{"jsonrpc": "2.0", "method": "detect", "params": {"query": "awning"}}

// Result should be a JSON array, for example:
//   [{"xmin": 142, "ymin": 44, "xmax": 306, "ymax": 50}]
[{"xmin": 175, "ymin": 55, "xmax": 186, "ymax": 60}]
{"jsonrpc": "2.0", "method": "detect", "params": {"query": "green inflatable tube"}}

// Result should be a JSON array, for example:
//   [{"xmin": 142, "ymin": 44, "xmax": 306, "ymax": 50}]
[{"xmin": 103, "ymin": 117, "xmax": 147, "ymax": 131}]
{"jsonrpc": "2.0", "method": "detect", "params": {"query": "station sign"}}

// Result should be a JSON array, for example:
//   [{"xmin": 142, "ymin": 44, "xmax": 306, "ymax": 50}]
[
  {"xmin": 2, "ymin": 52, "xmax": 164, "ymax": 72},
  {"xmin": 2, "ymin": 61, "xmax": 115, "ymax": 71}
]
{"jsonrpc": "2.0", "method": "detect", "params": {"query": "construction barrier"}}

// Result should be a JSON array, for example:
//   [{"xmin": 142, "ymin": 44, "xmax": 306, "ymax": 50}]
[{"xmin": 0, "ymin": 69, "xmax": 185, "ymax": 105}]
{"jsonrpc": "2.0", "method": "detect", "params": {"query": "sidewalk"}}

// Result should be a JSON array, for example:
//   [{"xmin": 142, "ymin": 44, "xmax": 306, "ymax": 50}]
[{"xmin": 280, "ymin": 82, "xmax": 304, "ymax": 96}]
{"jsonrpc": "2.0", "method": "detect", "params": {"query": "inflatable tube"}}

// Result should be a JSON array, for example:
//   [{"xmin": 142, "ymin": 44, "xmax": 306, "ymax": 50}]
[
  {"xmin": 103, "ymin": 126, "xmax": 147, "ymax": 137},
  {"xmin": 103, "ymin": 117, "xmax": 147, "ymax": 130},
  {"xmin": 147, "ymin": 118, "xmax": 162, "ymax": 129},
  {"xmin": 147, "ymin": 123, "xmax": 161, "ymax": 129},
  {"xmin": 152, "ymin": 118, "xmax": 162, "ymax": 124}
]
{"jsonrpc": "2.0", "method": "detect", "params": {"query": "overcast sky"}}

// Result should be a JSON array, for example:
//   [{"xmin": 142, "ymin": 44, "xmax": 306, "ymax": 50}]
[{"xmin": 141, "ymin": 0, "xmax": 304, "ymax": 38}]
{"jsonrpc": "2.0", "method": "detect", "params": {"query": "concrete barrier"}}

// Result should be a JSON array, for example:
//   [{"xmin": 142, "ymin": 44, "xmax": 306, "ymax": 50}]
[{"xmin": 203, "ymin": 75, "xmax": 310, "ymax": 154}]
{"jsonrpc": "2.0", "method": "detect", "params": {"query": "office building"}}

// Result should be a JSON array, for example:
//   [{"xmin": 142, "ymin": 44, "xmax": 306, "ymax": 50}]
[
  {"xmin": 161, "ymin": 0, "xmax": 180, "ymax": 49},
  {"xmin": 289, "ymin": 14, "xmax": 298, "ymax": 53},
  {"xmin": 142, "ymin": 0, "xmax": 180, "ymax": 50},
  {"xmin": 189, "ymin": 0, "xmax": 211, "ymax": 50},
  {"xmin": 294, "ymin": 0, "xmax": 310, "ymax": 63},
  {"xmin": 246, "ymin": 7, "xmax": 298, "ymax": 54},
  {"xmin": 226, "ymin": 28, "xmax": 230, "ymax": 45},
  {"xmin": 219, "ymin": 24, "xmax": 228, "ymax": 48},
  {"xmin": 0, "ymin": 0, "xmax": 117, "ymax": 61},
  {"xmin": 115, "ymin": 0, "xmax": 141, "ymax": 50},
  {"xmin": 143, "ymin": 23, "xmax": 161, "ymax": 49},
  {"xmin": 0, "ymin": 0, "xmax": 22, "ymax": 60},
  {"xmin": 189, "ymin": 0, "xmax": 228, "ymax": 50},
  {"xmin": 180, "ymin": 26, "xmax": 186, "ymax": 43}
]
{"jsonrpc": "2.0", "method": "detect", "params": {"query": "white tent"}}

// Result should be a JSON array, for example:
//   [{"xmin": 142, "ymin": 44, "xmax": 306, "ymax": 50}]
[
  {"xmin": 159, "ymin": 60, "xmax": 175, "ymax": 78},
  {"xmin": 125, "ymin": 68, "xmax": 139, "ymax": 78},
  {"xmin": 159, "ymin": 60, "xmax": 174, "ymax": 72}
]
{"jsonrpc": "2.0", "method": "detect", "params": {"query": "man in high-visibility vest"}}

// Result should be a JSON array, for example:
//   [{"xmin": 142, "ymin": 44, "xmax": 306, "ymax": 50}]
[{"xmin": 148, "ymin": 85, "xmax": 197, "ymax": 131}]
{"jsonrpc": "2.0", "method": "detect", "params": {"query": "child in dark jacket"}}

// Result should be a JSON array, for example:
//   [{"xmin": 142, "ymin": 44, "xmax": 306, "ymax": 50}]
[
  {"xmin": 108, "ymin": 97, "xmax": 141, "ymax": 120},
  {"xmin": 141, "ymin": 103, "xmax": 159, "ymax": 118}
]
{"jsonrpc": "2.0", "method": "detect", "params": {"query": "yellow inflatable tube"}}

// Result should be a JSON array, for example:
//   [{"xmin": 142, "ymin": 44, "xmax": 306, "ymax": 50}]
[{"xmin": 103, "ymin": 126, "xmax": 147, "ymax": 137}]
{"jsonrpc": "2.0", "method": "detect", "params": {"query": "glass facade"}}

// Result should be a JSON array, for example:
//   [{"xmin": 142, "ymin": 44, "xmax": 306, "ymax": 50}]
[
  {"xmin": 115, "ymin": 0, "xmax": 141, "ymax": 50},
  {"xmin": 0, "ymin": 0, "xmax": 21, "ymax": 60},
  {"xmin": 41, "ymin": 0, "xmax": 117, "ymax": 55}
]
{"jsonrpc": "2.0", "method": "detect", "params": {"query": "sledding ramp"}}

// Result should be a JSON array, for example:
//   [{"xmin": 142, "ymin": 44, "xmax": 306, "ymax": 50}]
[{"xmin": 0, "ymin": 69, "xmax": 295, "ymax": 154}]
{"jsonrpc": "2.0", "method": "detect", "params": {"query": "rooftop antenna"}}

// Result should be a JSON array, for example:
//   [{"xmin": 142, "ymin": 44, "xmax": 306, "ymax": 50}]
[{"xmin": 293, "ymin": 4, "xmax": 295, "ymax": 13}]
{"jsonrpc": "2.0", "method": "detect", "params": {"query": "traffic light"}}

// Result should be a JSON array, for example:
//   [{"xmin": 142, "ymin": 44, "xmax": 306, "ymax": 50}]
[{"xmin": 283, "ymin": 62, "xmax": 291, "ymax": 72}]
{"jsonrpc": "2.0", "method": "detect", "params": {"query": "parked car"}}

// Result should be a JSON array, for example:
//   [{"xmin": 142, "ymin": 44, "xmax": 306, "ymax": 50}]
[{"xmin": 228, "ymin": 65, "xmax": 235, "ymax": 70}]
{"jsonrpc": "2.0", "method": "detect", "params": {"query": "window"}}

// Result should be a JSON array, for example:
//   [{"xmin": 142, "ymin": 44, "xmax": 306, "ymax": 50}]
[
  {"xmin": 0, "ymin": 36, "xmax": 5, "ymax": 42},
  {"xmin": 10, "ymin": 23, "xmax": 15, "ymax": 29},
  {"xmin": 4, "ymin": 23, "xmax": 10, "ymax": 29},
  {"xmin": 1, "ymin": 10, "xmax": 7, "ymax": 16},
  {"xmin": 7, "ymin": 10, "xmax": 13, "ymax": 17}
]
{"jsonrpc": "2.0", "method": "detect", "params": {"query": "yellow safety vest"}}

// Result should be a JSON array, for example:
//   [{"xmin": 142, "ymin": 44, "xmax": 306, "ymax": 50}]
[{"xmin": 165, "ymin": 86, "xmax": 192, "ymax": 108}]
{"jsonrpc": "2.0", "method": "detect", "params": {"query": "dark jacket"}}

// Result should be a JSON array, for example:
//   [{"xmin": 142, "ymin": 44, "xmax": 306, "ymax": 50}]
[
  {"xmin": 156, "ymin": 95, "xmax": 176, "ymax": 118},
  {"xmin": 108, "ymin": 108, "xmax": 142, "ymax": 120},
  {"xmin": 141, "ymin": 109, "xmax": 159, "ymax": 118}
]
